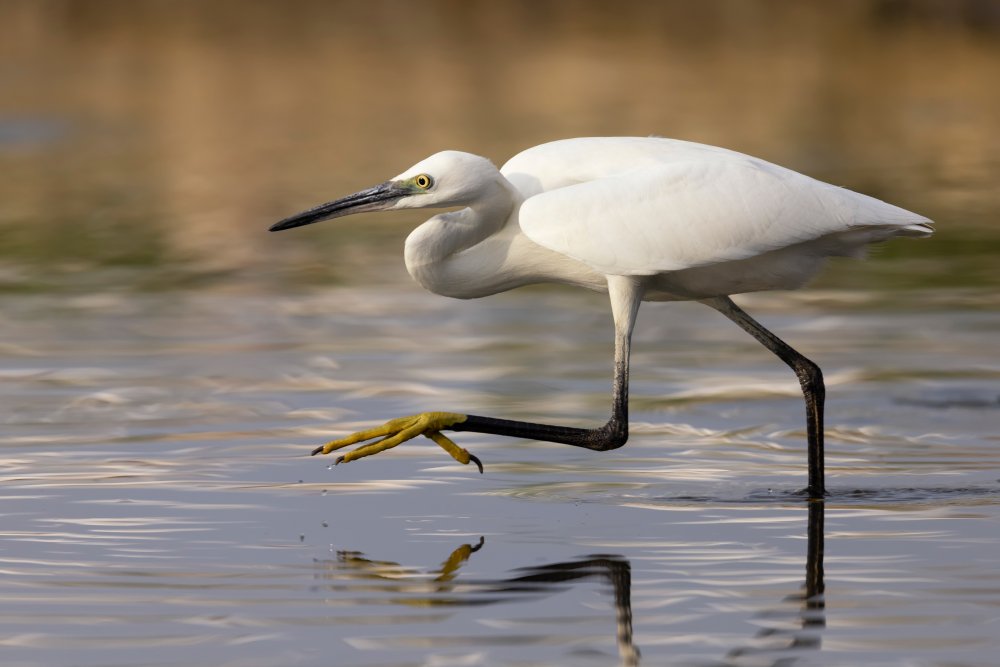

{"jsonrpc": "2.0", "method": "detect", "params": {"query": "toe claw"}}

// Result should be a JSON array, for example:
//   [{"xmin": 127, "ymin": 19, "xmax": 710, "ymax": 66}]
[
  {"xmin": 468, "ymin": 453, "xmax": 484, "ymax": 474},
  {"xmin": 310, "ymin": 445, "xmax": 324, "ymax": 456},
  {"xmin": 335, "ymin": 455, "xmax": 345, "ymax": 466}
]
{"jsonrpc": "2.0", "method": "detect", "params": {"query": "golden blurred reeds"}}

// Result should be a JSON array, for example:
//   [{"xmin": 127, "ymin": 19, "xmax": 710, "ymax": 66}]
[{"xmin": 1, "ymin": 0, "xmax": 998, "ymax": 290}]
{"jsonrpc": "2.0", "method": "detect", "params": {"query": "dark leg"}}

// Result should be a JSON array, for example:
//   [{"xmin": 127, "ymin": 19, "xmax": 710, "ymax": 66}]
[
  {"xmin": 313, "ymin": 276, "xmax": 645, "ymax": 465},
  {"xmin": 454, "ymin": 275, "xmax": 644, "ymax": 451},
  {"xmin": 707, "ymin": 296, "xmax": 826, "ymax": 498}
]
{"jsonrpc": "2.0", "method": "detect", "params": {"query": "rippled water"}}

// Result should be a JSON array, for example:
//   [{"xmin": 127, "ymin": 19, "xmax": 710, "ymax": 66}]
[{"xmin": 2, "ymin": 287, "xmax": 998, "ymax": 666}]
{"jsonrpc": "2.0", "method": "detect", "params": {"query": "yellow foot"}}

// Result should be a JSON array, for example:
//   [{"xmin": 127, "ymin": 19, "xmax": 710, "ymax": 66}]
[{"xmin": 310, "ymin": 412, "xmax": 482, "ymax": 473}]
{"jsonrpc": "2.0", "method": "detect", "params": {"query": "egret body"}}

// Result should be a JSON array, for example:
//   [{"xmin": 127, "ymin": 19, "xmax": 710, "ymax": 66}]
[{"xmin": 271, "ymin": 137, "xmax": 933, "ymax": 498}]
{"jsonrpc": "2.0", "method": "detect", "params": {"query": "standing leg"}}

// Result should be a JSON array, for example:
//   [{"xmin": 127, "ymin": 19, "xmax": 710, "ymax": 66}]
[{"xmin": 707, "ymin": 296, "xmax": 826, "ymax": 498}]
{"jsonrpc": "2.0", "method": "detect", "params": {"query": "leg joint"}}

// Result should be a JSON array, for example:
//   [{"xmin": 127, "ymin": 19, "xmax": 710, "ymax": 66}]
[
  {"xmin": 589, "ymin": 419, "xmax": 628, "ymax": 451},
  {"xmin": 794, "ymin": 357, "xmax": 824, "ymax": 392}
]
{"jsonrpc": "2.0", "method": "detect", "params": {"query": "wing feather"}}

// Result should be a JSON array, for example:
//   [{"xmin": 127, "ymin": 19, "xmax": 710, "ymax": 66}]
[{"xmin": 517, "ymin": 156, "xmax": 929, "ymax": 276}]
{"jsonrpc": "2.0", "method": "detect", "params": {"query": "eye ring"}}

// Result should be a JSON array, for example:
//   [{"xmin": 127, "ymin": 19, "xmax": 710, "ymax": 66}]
[{"xmin": 414, "ymin": 174, "xmax": 433, "ymax": 190}]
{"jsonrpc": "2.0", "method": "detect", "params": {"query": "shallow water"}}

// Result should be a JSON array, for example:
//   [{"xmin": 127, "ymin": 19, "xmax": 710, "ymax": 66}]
[{"xmin": 2, "ymin": 287, "xmax": 999, "ymax": 667}]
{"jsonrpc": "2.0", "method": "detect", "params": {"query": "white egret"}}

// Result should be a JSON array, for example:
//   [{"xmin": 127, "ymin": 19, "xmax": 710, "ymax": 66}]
[{"xmin": 271, "ymin": 137, "xmax": 933, "ymax": 498}]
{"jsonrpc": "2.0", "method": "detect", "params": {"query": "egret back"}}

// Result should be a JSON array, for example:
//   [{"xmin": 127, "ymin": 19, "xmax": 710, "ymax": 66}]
[{"xmin": 504, "ymin": 138, "xmax": 932, "ymax": 277}]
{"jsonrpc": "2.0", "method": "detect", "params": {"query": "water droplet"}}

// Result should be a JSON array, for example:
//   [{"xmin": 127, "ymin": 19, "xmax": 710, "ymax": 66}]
[
  {"xmin": 321, "ymin": 521, "xmax": 328, "ymax": 528},
  {"xmin": 321, "ymin": 489, "xmax": 328, "ymax": 496}
]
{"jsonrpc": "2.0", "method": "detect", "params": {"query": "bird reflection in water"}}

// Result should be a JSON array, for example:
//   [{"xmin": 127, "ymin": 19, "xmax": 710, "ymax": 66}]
[{"xmin": 317, "ymin": 502, "xmax": 824, "ymax": 666}]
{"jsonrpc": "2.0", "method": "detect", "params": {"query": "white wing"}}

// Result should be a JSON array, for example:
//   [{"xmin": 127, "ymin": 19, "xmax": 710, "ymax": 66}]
[{"xmin": 507, "ymin": 138, "xmax": 932, "ymax": 276}]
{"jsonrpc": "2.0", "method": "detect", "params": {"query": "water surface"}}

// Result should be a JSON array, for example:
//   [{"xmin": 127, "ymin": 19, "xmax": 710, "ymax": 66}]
[{"xmin": 2, "ymin": 288, "xmax": 998, "ymax": 666}]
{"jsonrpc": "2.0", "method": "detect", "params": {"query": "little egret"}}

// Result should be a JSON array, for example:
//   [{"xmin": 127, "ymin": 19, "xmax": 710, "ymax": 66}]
[{"xmin": 271, "ymin": 137, "xmax": 933, "ymax": 498}]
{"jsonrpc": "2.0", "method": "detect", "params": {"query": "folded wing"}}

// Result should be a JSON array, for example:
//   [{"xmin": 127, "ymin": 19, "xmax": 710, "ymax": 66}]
[{"xmin": 517, "ymin": 155, "xmax": 931, "ymax": 276}]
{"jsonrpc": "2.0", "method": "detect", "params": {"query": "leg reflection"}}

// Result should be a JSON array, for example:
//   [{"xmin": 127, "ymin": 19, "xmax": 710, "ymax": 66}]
[
  {"xmin": 317, "ymin": 541, "xmax": 639, "ymax": 665},
  {"xmin": 727, "ymin": 500, "xmax": 826, "ymax": 664},
  {"xmin": 315, "ymin": 501, "xmax": 824, "ymax": 667},
  {"xmin": 501, "ymin": 556, "xmax": 639, "ymax": 667}
]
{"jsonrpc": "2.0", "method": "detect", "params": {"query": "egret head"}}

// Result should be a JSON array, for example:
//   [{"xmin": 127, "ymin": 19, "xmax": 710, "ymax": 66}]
[{"xmin": 269, "ymin": 151, "xmax": 500, "ymax": 232}]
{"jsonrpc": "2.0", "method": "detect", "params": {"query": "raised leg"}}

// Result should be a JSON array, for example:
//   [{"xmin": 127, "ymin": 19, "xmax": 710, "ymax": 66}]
[
  {"xmin": 706, "ymin": 296, "xmax": 826, "ymax": 498},
  {"xmin": 312, "ymin": 276, "xmax": 645, "ymax": 467}
]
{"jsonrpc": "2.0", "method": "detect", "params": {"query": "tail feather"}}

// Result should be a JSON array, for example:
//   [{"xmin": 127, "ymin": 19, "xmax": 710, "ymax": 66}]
[{"xmin": 897, "ymin": 221, "xmax": 934, "ymax": 237}]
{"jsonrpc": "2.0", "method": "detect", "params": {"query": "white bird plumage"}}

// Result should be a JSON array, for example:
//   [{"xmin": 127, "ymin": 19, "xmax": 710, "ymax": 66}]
[
  {"xmin": 271, "ymin": 136, "xmax": 933, "ymax": 498},
  {"xmin": 392, "ymin": 137, "xmax": 930, "ymax": 301}
]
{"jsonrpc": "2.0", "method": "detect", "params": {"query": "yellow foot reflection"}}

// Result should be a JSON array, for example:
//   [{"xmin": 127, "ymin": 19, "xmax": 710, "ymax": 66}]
[
  {"xmin": 332, "ymin": 537, "xmax": 486, "ymax": 601},
  {"xmin": 310, "ymin": 412, "xmax": 482, "ymax": 473},
  {"xmin": 337, "ymin": 537, "xmax": 485, "ymax": 587}
]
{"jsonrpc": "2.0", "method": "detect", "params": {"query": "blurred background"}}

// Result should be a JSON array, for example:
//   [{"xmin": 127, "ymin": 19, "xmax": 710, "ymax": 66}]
[{"xmin": 2, "ymin": 0, "xmax": 999, "ymax": 294}]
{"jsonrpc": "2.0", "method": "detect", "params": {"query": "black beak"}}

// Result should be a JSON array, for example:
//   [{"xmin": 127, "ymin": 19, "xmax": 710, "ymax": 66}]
[{"xmin": 269, "ymin": 181, "xmax": 409, "ymax": 232}]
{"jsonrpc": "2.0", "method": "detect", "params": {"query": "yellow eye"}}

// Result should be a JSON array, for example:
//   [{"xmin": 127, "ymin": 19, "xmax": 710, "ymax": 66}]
[{"xmin": 414, "ymin": 174, "xmax": 433, "ymax": 190}]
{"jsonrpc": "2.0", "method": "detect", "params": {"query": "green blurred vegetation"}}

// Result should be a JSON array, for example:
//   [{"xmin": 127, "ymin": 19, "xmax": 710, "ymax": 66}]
[{"xmin": 1, "ymin": 0, "xmax": 998, "ymax": 293}]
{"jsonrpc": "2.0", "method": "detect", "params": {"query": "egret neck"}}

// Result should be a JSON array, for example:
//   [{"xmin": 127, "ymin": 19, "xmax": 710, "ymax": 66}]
[{"xmin": 404, "ymin": 174, "xmax": 518, "ymax": 299}]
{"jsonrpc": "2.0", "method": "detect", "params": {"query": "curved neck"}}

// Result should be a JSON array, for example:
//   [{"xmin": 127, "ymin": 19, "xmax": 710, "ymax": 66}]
[{"xmin": 404, "ymin": 176, "xmax": 516, "ymax": 269}]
